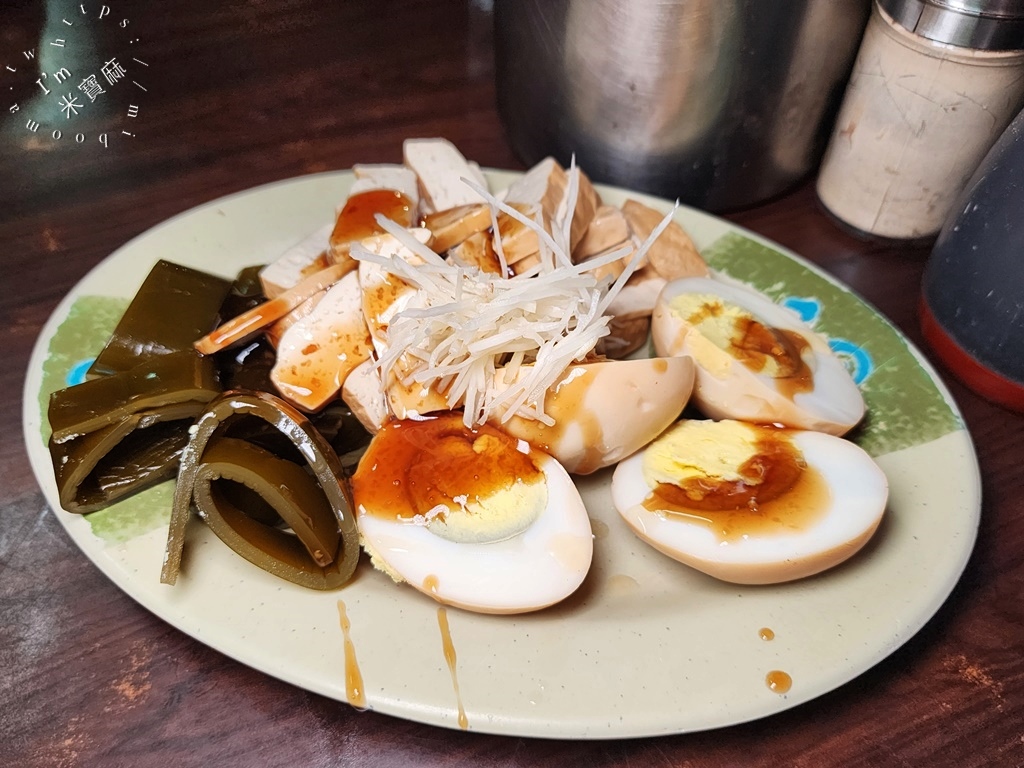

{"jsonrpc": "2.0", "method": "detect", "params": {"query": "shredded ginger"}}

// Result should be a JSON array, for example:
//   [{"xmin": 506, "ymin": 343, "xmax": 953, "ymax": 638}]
[{"xmin": 350, "ymin": 169, "xmax": 677, "ymax": 428}]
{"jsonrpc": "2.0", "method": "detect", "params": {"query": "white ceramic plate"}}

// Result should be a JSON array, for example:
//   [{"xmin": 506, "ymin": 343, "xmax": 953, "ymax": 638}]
[{"xmin": 23, "ymin": 170, "xmax": 980, "ymax": 738}]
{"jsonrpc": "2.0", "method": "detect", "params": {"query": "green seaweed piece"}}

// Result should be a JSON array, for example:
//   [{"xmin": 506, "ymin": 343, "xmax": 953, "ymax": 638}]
[
  {"xmin": 38, "ymin": 296, "xmax": 173, "ymax": 540},
  {"xmin": 87, "ymin": 260, "xmax": 231, "ymax": 378},
  {"xmin": 163, "ymin": 389, "xmax": 360, "ymax": 591},
  {"xmin": 48, "ymin": 351, "xmax": 221, "ymax": 513}
]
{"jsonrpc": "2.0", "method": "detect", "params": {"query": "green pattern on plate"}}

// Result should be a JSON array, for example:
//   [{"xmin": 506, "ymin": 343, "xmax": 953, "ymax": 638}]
[
  {"xmin": 39, "ymin": 295, "xmax": 172, "ymax": 542},
  {"xmin": 38, "ymin": 295, "xmax": 128, "ymax": 444},
  {"xmin": 703, "ymin": 232, "xmax": 962, "ymax": 457},
  {"xmin": 84, "ymin": 481, "xmax": 175, "ymax": 543}
]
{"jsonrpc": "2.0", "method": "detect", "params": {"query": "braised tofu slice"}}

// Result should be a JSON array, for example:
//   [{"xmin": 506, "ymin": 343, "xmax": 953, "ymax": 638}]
[
  {"xmin": 356, "ymin": 229, "xmax": 433, "ymax": 356},
  {"xmin": 577, "ymin": 243, "xmax": 633, "ymax": 283},
  {"xmin": 509, "ymin": 250, "xmax": 542, "ymax": 276},
  {"xmin": 497, "ymin": 158, "xmax": 601, "ymax": 264},
  {"xmin": 573, "ymin": 205, "xmax": 631, "ymax": 263},
  {"xmin": 447, "ymin": 230, "xmax": 504, "ymax": 275},
  {"xmin": 351, "ymin": 164, "xmax": 420, "ymax": 210},
  {"xmin": 270, "ymin": 270, "xmax": 372, "ymax": 412},
  {"xmin": 259, "ymin": 223, "xmax": 333, "ymax": 299},
  {"xmin": 424, "ymin": 204, "xmax": 493, "ymax": 252},
  {"xmin": 604, "ymin": 264, "xmax": 667, "ymax": 320},
  {"xmin": 343, "ymin": 355, "xmax": 453, "ymax": 435},
  {"xmin": 621, "ymin": 199, "xmax": 708, "ymax": 281},
  {"xmin": 342, "ymin": 359, "xmax": 388, "ymax": 434},
  {"xmin": 403, "ymin": 138, "xmax": 489, "ymax": 213},
  {"xmin": 497, "ymin": 158, "xmax": 566, "ymax": 264},
  {"xmin": 496, "ymin": 202, "xmax": 547, "ymax": 266},
  {"xmin": 328, "ymin": 189, "xmax": 418, "ymax": 263},
  {"xmin": 264, "ymin": 290, "xmax": 325, "ymax": 349}
]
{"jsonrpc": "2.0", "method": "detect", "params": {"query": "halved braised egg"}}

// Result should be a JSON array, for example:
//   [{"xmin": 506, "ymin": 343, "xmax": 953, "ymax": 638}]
[
  {"xmin": 611, "ymin": 419, "xmax": 887, "ymax": 584},
  {"xmin": 351, "ymin": 413, "xmax": 593, "ymax": 613},
  {"xmin": 490, "ymin": 356, "xmax": 695, "ymax": 475},
  {"xmin": 651, "ymin": 276, "xmax": 865, "ymax": 435}
]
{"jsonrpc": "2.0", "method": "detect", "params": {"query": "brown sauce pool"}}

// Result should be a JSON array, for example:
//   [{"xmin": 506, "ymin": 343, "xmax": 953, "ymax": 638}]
[
  {"xmin": 351, "ymin": 413, "xmax": 542, "ymax": 521},
  {"xmin": 642, "ymin": 428, "xmax": 830, "ymax": 542},
  {"xmin": 644, "ymin": 465, "xmax": 830, "ymax": 543},
  {"xmin": 331, "ymin": 188, "xmax": 415, "ymax": 247}
]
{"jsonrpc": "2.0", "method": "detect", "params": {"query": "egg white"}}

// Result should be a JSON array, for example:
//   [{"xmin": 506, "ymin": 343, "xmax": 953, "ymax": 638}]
[
  {"xmin": 611, "ymin": 429, "xmax": 888, "ymax": 584},
  {"xmin": 357, "ymin": 450, "xmax": 594, "ymax": 614},
  {"xmin": 651, "ymin": 275, "xmax": 865, "ymax": 435},
  {"xmin": 490, "ymin": 356, "xmax": 696, "ymax": 475}
]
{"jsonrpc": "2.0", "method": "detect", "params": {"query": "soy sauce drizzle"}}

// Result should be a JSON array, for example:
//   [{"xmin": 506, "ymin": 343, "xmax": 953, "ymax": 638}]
[
  {"xmin": 337, "ymin": 600, "xmax": 367, "ymax": 710},
  {"xmin": 437, "ymin": 607, "xmax": 468, "ymax": 730}
]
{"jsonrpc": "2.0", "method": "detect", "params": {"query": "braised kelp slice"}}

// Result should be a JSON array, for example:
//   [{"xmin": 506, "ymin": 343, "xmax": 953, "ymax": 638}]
[
  {"xmin": 48, "ymin": 350, "xmax": 221, "ymax": 513},
  {"xmin": 161, "ymin": 390, "xmax": 360, "ymax": 590},
  {"xmin": 87, "ymin": 260, "xmax": 231, "ymax": 378}
]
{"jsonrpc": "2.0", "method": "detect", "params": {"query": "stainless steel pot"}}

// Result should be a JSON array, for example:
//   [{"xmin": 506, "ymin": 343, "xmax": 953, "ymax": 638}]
[{"xmin": 494, "ymin": 0, "xmax": 870, "ymax": 211}]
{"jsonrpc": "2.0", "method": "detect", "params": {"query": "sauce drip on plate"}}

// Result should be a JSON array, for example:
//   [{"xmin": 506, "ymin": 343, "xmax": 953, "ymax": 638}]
[
  {"xmin": 766, "ymin": 670, "xmax": 792, "ymax": 694},
  {"xmin": 337, "ymin": 600, "xmax": 367, "ymax": 710},
  {"xmin": 437, "ymin": 607, "xmax": 468, "ymax": 730}
]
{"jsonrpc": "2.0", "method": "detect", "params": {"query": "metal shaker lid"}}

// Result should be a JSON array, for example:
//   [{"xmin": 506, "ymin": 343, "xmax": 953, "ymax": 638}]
[{"xmin": 877, "ymin": 0, "xmax": 1024, "ymax": 49}]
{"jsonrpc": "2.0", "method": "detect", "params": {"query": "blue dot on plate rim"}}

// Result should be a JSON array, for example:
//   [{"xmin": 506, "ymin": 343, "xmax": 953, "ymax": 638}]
[
  {"xmin": 828, "ymin": 339, "xmax": 874, "ymax": 385},
  {"xmin": 66, "ymin": 359, "xmax": 95, "ymax": 386},
  {"xmin": 782, "ymin": 296, "xmax": 821, "ymax": 324},
  {"xmin": 780, "ymin": 296, "xmax": 874, "ymax": 386}
]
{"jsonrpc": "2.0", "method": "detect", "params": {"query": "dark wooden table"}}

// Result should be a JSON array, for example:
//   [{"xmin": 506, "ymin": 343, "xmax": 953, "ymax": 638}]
[{"xmin": 3, "ymin": 2, "xmax": 1022, "ymax": 766}]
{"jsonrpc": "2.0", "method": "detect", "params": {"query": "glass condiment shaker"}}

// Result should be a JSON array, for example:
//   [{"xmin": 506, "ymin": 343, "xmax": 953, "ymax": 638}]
[{"xmin": 816, "ymin": 0, "xmax": 1024, "ymax": 241}]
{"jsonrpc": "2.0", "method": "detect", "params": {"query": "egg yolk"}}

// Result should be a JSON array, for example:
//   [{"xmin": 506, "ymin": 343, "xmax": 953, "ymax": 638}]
[
  {"xmin": 643, "ymin": 420, "xmax": 806, "ymax": 512},
  {"xmin": 669, "ymin": 293, "xmax": 813, "ymax": 389},
  {"xmin": 351, "ymin": 413, "xmax": 546, "ymax": 543}
]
